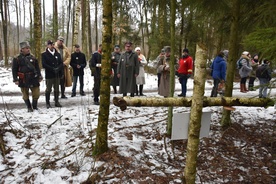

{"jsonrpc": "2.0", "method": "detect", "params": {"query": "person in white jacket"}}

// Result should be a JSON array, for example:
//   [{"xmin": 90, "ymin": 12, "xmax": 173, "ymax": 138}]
[{"xmin": 135, "ymin": 47, "xmax": 147, "ymax": 96}]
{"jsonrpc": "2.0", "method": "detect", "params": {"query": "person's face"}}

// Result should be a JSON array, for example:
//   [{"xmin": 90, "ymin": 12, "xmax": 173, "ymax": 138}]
[
  {"xmin": 47, "ymin": 43, "xmax": 54, "ymax": 50},
  {"xmin": 125, "ymin": 44, "xmax": 132, "ymax": 52},
  {"xmin": 136, "ymin": 49, "xmax": 141, "ymax": 54},
  {"xmin": 114, "ymin": 47, "xmax": 120, "ymax": 52},
  {"xmin": 75, "ymin": 47, "xmax": 80, "ymax": 52},
  {"xmin": 183, "ymin": 51, "xmax": 188, "ymax": 56},
  {"xmin": 57, "ymin": 39, "xmax": 63, "ymax": 46},
  {"xmin": 21, "ymin": 47, "xmax": 30, "ymax": 55}
]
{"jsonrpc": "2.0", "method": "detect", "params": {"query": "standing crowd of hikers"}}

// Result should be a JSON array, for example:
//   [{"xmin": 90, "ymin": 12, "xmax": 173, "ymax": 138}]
[{"xmin": 12, "ymin": 38, "xmax": 273, "ymax": 112}]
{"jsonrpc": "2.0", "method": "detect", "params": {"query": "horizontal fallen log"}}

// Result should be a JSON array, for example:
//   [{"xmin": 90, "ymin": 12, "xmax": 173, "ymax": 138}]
[{"xmin": 113, "ymin": 96, "xmax": 275, "ymax": 111}]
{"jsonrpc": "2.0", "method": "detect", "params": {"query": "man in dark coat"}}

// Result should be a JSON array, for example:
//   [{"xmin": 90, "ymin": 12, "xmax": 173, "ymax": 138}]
[
  {"xmin": 70, "ymin": 44, "xmax": 87, "ymax": 97},
  {"xmin": 42, "ymin": 40, "xmax": 64, "ymax": 108},
  {"xmin": 12, "ymin": 41, "xmax": 43, "ymax": 112},
  {"xmin": 110, "ymin": 44, "xmax": 121, "ymax": 94},
  {"xmin": 117, "ymin": 41, "xmax": 139, "ymax": 97},
  {"xmin": 89, "ymin": 44, "xmax": 102, "ymax": 105}
]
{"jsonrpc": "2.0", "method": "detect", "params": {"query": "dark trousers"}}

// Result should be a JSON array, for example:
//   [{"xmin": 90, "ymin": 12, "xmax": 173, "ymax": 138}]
[
  {"xmin": 60, "ymin": 77, "xmax": 65, "ymax": 95},
  {"xmin": 211, "ymin": 78, "xmax": 220, "ymax": 97},
  {"xmin": 157, "ymin": 73, "xmax": 161, "ymax": 87},
  {"xmin": 72, "ymin": 75, "xmax": 84, "ymax": 94},
  {"xmin": 93, "ymin": 77, "xmax": 101, "ymax": 102},
  {"xmin": 248, "ymin": 77, "xmax": 256, "ymax": 89}
]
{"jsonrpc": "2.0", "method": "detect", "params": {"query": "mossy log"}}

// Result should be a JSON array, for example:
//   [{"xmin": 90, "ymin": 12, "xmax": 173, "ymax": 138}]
[{"xmin": 113, "ymin": 96, "xmax": 274, "ymax": 111}]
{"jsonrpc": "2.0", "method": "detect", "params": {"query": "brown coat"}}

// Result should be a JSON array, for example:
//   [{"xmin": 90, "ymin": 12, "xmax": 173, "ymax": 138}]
[{"xmin": 54, "ymin": 42, "xmax": 72, "ymax": 87}]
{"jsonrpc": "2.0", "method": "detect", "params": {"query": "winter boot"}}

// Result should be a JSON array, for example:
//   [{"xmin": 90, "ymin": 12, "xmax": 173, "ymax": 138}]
[
  {"xmin": 139, "ymin": 85, "xmax": 145, "ymax": 96},
  {"xmin": 240, "ymin": 84, "xmax": 247, "ymax": 93},
  {"xmin": 24, "ymin": 99, "xmax": 33, "ymax": 112},
  {"xmin": 54, "ymin": 92, "xmax": 62, "ymax": 107},
  {"xmin": 45, "ymin": 92, "xmax": 52, "ymax": 108},
  {"xmin": 32, "ymin": 99, "xmax": 38, "ymax": 110}
]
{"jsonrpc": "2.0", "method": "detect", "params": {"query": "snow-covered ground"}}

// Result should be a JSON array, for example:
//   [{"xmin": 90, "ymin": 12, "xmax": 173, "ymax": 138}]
[{"xmin": 0, "ymin": 66, "xmax": 275, "ymax": 183}]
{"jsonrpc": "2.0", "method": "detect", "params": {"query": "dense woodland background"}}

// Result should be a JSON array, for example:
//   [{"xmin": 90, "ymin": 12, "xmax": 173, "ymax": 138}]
[{"xmin": 0, "ymin": 0, "xmax": 276, "ymax": 66}]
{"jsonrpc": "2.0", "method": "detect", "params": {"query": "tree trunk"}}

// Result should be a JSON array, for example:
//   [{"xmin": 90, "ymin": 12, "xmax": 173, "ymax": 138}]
[
  {"xmin": 43, "ymin": 0, "xmax": 46, "ymax": 42},
  {"xmin": 95, "ymin": 0, "xmax": 99, "ymax": 48},
  {"xmin": 29, "ymin": 0, "xmax": 33, "ymax": 44},
  {"xmin": 73, "ymin": 0, "xmax": 81, "ymax": 46},
  {"xmin": 93, "ymin": 0, "xmax": 112, "ymax": 156},
  {"xmin": 167, "ymin": 0, "xmax": 176, "ymax": 136},
  {"xmin": 66, "ymin": 0, "xmax": 72, "ymax": 46},
  {"xmin": 87, "ymin": 0, "xmax": 93, "ymax": 54},
  {"xmin": 53, "ymin": 0, "xmax": 58, "ymax": 39},
  {"xmin": 81, "ymin": 0, "xmax": 88, "ymax": 56},
  {"xmin": 0, "ymin": 0, "xmax": 9, "ymax": 66},
  {"xmin": 183, "ymin": 43, "xmax": 207, "ymax": 183},
  {"xmin": 220, "ymin": 0, "xmax": 241, "ymax": 128},
  {"xmin": 113, "ymin": 97, "xmax": 274, "ymax": 111},
  {"xmin": 158, "ymin": 0, "xmax": 166, "ymax": 47},
  {"xmin": 33, "ymin": 0, "xmax": 42, "ymax": 68},
  {"xmin": 15, "ymin": 0, "xmax": 19, "ymax": 54}
]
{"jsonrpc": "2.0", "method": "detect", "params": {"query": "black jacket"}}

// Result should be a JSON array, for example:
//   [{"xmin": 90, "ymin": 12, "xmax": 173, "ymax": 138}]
[
  {"xmin": 89, "ymin": 51, "xmax": 102, "ymax": 78},
  {"xmin": 70, "ymin": 52, "xmax": 87, "ymax": 76},
  {"xmin": 12, "ymin": 53, "xmax": 42, "ymax": 88},
  {"xmin": 42, "ymin": 48, "xmax": 63, "ymax": 79}
]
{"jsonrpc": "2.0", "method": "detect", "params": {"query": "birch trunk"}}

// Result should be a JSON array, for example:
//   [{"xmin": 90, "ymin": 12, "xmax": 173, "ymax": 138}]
[
  {"xmin": 93, "ymin": 0, "xmax": 112, "ymax": 156},
  {"xmin": 73, "ymin": 0, "xmax": 81, "ymax": 46}
]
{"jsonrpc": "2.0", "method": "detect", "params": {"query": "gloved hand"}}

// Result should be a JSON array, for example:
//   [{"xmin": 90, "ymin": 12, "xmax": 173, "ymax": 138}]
[{"xmin": 187, "ymin": 74, "xmax": 191, "ymax": 78}]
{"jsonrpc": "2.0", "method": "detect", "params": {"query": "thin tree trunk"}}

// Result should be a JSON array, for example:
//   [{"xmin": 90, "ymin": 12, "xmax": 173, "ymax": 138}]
[
  {"xmin": 29, "ymin": 0, "xmax": 33, "ymax": 44},
  {"xmin": 87, "ymin": 0, "xmax": 92, "ymax": 54},
  {"xmin": 220, "ymin": 0, "xmax": 241, "ymax": 128},
  {"xmin": 53, "ymin": 0, "xmax": 58, "ymax": 39},
  {"xmin": 95, "ymin": 0, "xmax": 98, "ymax": 49},
  {"xmin": 71, "ymin": 0, "xmax": 76, "ymax": 47},
  {"xmin": 0, "ymin": 0, "xmax": 9, "ymax": 66},
  {"xmin": 73, "ymin": 0, "xmax": 81, "ymax": 45},
  {"xmin": 158, "ymin": 0, "xmax": 166, "ymax": 47},
  {"xmin": 167, "ymin": 0, "xmax": 176, "ymax": 136},
  {"xmin": 81, "ymin": 0, "xmax": 87, "ymax": 55},
  {"xmin": 43, "ymin": 0, "xmax": 46, "ymax": 42},
  {"xmin": 15, "ymin": 0, "xmax": 19, "ymax": 54},
  {"xmin": 144, "ymin": 0, "xmax": 150, "ymax": 59},
  {"xmin": 183, "ymin": 44, "xmax": 207, "ymax": 183},
  {"xmin": 113, "ymin": 96, "xmax": 273, "ymax": 110},
  {"xmin": 33, "ymin": 0, "xmax": 42, "ymax": 68},
  {"xmin": 93, "ymin": 0, "xmax": 112, "ymax": 156},
  {"xmin": 66, "ymin": 0, "xmax": 71, "ymax": 46}
]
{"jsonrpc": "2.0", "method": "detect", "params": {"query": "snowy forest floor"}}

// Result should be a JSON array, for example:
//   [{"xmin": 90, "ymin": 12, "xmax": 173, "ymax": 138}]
[{"xmin": 0, "ymin": 66, "xmax": 275, "ymax": 184}]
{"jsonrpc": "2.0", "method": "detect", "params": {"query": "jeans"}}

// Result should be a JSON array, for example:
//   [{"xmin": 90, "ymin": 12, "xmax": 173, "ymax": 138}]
[
  {"xmin": 72, "ymin": 75, "xmax": 84, "ymax": 94},
  {"xmin": 179, "ymin": 76, "xmax": 188, "ymax": 97},
  {"xmin": 259, "ymin": 78, "xmax": 270, "ymax": 98}
]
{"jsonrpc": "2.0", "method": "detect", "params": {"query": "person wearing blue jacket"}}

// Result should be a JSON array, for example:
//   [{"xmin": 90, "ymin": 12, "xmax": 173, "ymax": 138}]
[{"xmin": 210, "ymin": 51, "xmax": 227, "ymax": 97}]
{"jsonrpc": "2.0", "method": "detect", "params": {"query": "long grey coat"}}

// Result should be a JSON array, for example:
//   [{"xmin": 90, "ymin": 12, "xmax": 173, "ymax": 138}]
[{"xmin": 117, "ymin": 51, "xmax": 139, "ymax": 94}]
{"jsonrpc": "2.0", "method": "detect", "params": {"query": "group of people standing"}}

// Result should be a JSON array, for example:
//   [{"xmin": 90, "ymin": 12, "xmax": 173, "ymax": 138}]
[{"xmin": 210, "ymin": 50, "xmax": 272, "ymax": 98}]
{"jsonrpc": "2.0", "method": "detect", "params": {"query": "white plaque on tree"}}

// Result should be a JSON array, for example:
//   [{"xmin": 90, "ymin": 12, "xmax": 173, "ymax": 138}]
[{"xmin": 171, "ymin": 112, "xmax": 212, "ymax": 140}]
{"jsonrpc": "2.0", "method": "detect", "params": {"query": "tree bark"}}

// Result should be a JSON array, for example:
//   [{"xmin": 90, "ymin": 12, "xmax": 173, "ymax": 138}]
[
  {"xmin": 167, "ymin": 0, "xmax": 176, "ymax": 135},
  {"xmin": 183, "ymin": 43, "xmax": 207, "ymax": 183},
  {"xmin": 73, "ymin": 0, "xmax": 81, "ymax": 46},
  {"xmin": 53, "ymin": 0, "xmax": 58, "ymax": 39},
  {"xmin": 0, "ymin": 0, "xmax": 9, "ymax": 66},
  {"xmin": 113, "ymin": 97, "xmax": 274, "ymax": 111},
  {"xmin": 220, "ymin": 0, "xmax": 241, "ymax": 128},
  {"xmin": 33, "ymin": 0, "xmax": 42, "ymax": 68},
  {"xmin": 93, "ymin": 0, "xmax": 112, "ymax": 156}
]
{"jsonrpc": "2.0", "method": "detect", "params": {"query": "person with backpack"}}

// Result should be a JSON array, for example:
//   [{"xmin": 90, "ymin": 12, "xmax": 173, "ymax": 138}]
[
  {"xmin": 256, "ymin": 59, "xmax": 272, "ymax": 98},
  {"xmin": 237, "ymin": 51, "xmax": 252, "ymax": 93},
  {"xmin": 210, "ymin": 51, "xmax": 227, "ymax": 97}
]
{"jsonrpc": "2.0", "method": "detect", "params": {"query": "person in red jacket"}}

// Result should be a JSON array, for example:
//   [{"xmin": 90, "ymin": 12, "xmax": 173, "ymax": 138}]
[{"xmin": 177, "ymin": 48, "xmax": 193, "ymax": 97}]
